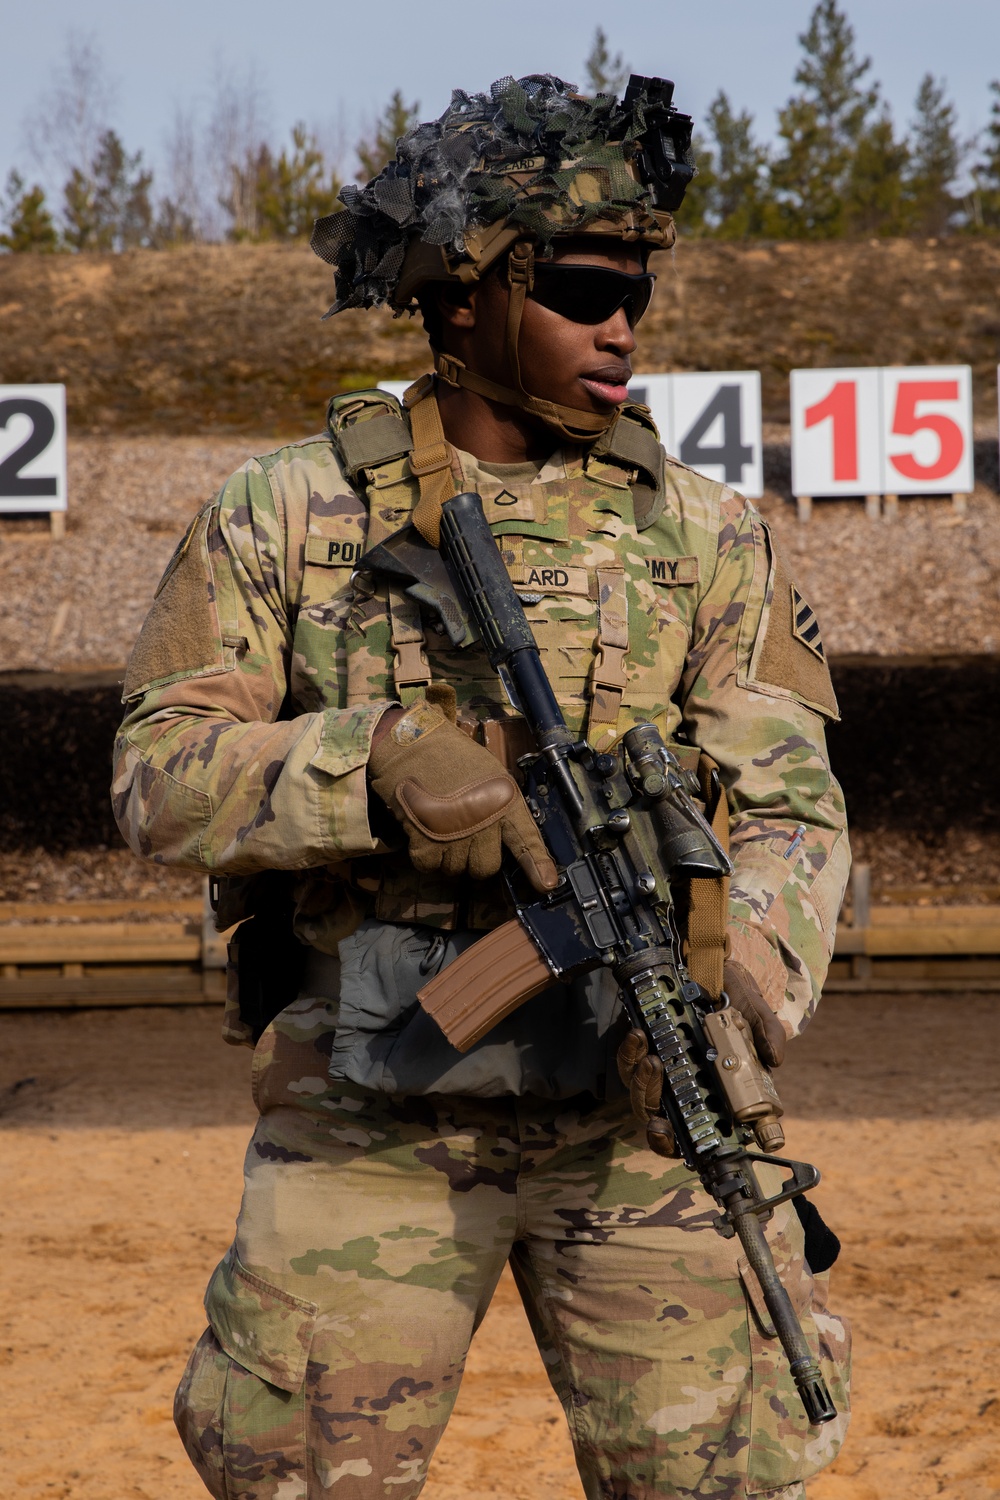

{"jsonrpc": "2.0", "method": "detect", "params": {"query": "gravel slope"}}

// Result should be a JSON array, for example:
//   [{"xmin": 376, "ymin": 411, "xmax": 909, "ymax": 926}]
[{"xmin": 2, "ymin": 432, "xmax": 999, "ymax": 674}]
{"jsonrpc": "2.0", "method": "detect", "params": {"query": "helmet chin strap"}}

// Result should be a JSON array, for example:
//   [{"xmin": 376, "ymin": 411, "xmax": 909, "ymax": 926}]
[{"xmin": 434, "ymin": 239, "xmax": 618, "ymax": 445}]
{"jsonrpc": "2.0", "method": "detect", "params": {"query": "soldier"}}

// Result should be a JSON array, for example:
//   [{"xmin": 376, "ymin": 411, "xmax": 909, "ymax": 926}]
[{"xmin": 113, "ymin": 74, "xmax": 851, "ymax": 1500}]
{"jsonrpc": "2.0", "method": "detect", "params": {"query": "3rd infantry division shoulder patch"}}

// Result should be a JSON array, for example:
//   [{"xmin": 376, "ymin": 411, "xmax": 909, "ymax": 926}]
[{"xmin": 790, "ymin": 585, "xmax": 825, "ymax": 660}]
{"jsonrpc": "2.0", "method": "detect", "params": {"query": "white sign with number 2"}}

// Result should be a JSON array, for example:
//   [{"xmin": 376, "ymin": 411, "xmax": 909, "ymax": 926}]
[{"xmin": 0, "ymin": 384, "xmax": 67, "ymax": 514}]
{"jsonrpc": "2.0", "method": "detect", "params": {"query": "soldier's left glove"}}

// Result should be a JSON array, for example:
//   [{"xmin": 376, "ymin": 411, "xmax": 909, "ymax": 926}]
[
  {"xmin": 617, "ymin": 960, "xmax": 785, "ymax": 1156},
  {"xmin": 616, "ymin": 1029, "xmax": 678, "ymax": 1158},
  {"xmin": 723, "ymin": 960, "xmax": 786, "ymax": 1068}
]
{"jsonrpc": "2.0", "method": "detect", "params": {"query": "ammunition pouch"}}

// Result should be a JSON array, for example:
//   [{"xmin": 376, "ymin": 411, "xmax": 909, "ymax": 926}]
[{"xmin": 217, "ymin": 871, "xmax": 308, "ymax": 1047}]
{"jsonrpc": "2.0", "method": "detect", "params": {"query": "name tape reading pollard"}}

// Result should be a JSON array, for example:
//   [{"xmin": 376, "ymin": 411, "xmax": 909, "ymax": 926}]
[{"xmin": 0, "ymin": 385, "xmax": 67, "ymax": 514}]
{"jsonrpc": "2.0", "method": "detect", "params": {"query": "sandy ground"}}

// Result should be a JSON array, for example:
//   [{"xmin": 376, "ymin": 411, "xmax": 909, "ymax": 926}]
[{"xmin": 1, "ymin": 996, "xmax": 998, "ymax": 1500}]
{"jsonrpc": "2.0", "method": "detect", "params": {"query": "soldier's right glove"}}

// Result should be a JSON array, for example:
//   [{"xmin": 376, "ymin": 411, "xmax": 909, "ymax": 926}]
[{"xmin": 368, "ymin": 697, "xmax": 558, "ymax": 892}]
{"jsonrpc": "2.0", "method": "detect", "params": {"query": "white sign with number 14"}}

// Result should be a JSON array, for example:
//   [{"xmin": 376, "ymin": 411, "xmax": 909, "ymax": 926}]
[{"xmin": 629, "ymin": 372, "xmax": 763, "ymax": 498}]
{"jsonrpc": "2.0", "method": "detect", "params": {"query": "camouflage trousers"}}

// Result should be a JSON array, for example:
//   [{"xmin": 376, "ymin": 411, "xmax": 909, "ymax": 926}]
[{"xmin": 175, "ymin": 996, "xmax": 851, "ymax": 1499}]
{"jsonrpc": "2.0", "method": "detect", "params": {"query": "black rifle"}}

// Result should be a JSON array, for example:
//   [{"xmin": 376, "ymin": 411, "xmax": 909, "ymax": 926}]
[{"xmin": 362, "ymin": 491, "xmax": 836, "ymax": 1425}]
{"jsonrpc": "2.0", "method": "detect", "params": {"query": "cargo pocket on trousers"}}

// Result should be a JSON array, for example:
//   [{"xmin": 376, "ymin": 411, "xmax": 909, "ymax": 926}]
[
  {"xmin": 740, "ymin": 1227, "xmax": 852, "ymax": 1494},
  {"xmin": 188, "ymin": 1249, "xmax": 319, "ymax": 1497},
  {"xmin": 174, "ymin": 1327, "xmax": 229, "ymax": 1500}
]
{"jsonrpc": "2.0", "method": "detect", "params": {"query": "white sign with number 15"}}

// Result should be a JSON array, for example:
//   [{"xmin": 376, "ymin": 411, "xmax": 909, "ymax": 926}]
[{"xmin": 791, "ymin": 366, "xmax": 972, "ymax": 497}]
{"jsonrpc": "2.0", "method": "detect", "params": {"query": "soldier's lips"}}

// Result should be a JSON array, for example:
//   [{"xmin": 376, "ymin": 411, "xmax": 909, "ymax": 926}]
[{"xmin": 580, "ymin": 376, "xmax": 631, "ymax": 405}]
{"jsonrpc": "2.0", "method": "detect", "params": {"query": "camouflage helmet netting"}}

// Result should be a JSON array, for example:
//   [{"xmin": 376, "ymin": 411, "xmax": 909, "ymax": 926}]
[{"xmin": 312, "ymin": 74, "xmax": 680, "ymax": 314}]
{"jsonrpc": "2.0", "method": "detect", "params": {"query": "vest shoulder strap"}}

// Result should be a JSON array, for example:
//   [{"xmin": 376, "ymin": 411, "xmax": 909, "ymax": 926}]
[
  {"xmin": 327, "ymin": 386, "xmax": 667, "ymax": 531},
  {"xmin": 590, "ymin": 403, "xmax": 666, "ymax": 532},
  {"xmin": 327, "ymin": 388, "xmax": 412, "ymax": 482}
]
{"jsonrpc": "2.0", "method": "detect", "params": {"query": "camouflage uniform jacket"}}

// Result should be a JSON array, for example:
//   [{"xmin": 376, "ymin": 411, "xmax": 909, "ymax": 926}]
[{"xmin": 113, "ymin": 391, "xmax": 849, "ymax": 1065}]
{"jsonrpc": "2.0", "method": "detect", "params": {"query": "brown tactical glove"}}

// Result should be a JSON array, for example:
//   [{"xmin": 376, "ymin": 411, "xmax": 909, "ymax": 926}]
[
  {"xmin": 722, "ymin": 960, "xmax": 786, "ymax": 1068},
  {"xmin": 616, "ymin": 1028, "xmax": 678, "ymax": 1158},
  {"xmin": 368, "ymin": 698, "xmax": 558, "ymax": 892},
  {"xmin": 616, "ymin": 960, "xmax": 785, "ymax": 1156}
]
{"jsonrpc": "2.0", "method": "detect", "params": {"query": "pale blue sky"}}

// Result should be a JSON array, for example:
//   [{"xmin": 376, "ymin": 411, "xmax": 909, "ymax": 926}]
[{"xmin": 3, "ymin": 0, "xmax": 998, "ymax": 206}]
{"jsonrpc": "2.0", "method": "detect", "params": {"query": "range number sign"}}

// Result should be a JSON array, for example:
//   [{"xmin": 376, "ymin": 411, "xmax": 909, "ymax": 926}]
[
  {"xmin": 790, "ymin": 366, "xmax": 972, "ymax": 498},
  {"xmin": 880, "ymin": 366, "xmax": 973, "ymax": 495},
  {"xmin": 0, "ymin": 385, "xmax": 67, "ymax": 515},
  {"xmin": 629, "ymin": 372, "xmax": 763, "ymax": 498}
]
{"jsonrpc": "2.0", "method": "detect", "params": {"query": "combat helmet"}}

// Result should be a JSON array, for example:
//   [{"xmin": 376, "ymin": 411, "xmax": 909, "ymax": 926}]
[{"xmin": 311, "ymin": 74, "xmax": 694, "ymax": 443}]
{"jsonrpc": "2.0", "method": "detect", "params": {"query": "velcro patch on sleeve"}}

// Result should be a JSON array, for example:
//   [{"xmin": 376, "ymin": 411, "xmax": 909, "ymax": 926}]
[
  {"xmin": 305, "ymin": 533, "xmax": 366, "ymax": 567},
  {"xmin": 751, "ymin": 548, "xmax": 839, "ymax": 719},
  {"xmin": 123, "ymin": 506, "xmax": 226, "ymax": 699},
  {"xmin": 646, "ymin": 556, "xmax": 699, "ymax": 586}
]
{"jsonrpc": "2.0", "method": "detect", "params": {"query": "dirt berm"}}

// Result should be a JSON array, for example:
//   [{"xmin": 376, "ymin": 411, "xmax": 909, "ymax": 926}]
[{"xmin": 1, "ymin": 238, "xmax": 999, "ymax": 433}]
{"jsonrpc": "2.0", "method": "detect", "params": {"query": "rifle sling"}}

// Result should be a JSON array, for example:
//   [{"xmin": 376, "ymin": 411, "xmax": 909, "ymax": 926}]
[{"xmin": 684, "ymin": 754, "xmax": 732, "ymax": 1001}]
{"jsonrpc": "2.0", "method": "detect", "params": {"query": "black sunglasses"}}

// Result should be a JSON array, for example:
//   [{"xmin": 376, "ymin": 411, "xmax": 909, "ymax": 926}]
[{"xmin": 528, "ymin": 265, "xmax": 656, "ymax": 327}]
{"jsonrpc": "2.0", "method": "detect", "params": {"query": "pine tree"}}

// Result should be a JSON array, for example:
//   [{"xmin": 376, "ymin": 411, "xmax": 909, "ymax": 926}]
[
  {"xmin": 680, "ymin": 133, "xmax": 715, "ymax": 235},
  {"xmin": 255, "ymin": 125, "xmax": 342, "ymax": 240},
  {"xmin": 62, "ymin": 129, "xmax": 153, "ymax": 250},
  {"xmin": 0, "ymin": 171, "xmax": 59, "ymax": 251},
  {"xmin": 584, "ymin": 28, "xmax": 630, "ymax": 98},
  {"xmin": 844, "ymin": 108, "xmax": 909, "ymax": 235},
  {"xmin": 701, "ymin": 91, "xmax": 771, "ymax": 237},
  {"xmin": 903, "ymin": 74, "xmax": 962, "ymax": 235},
  {"xmin": 972, "ymin": 80, "xmax": 1000, "ymax": 228},
  {"xmin": 356, "ymin": 91, "xmax": 419, "ymax": 183},
  {"xmin": 770, "ymin": 0, "xmax": 879, "ymax": 237},
  {"xmin": 151, "ymin": 198, "xmax": 198, "ymax": 248},
  {"xmin": 62, "ymin": 166, "xmax": 99, "ymax": 249}
]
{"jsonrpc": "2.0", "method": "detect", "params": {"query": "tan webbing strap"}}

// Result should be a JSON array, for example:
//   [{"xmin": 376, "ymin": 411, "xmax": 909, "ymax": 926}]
[
  {"xmin": 388, "ymin": 587, "xmax": 431, "ymax": 706},
  {"xmin": 405, "ymin": 380, "xmax": 456, "ymax": 547},
  {"xmin": 588, "ymin": 566, "xmax": 629, "ymax": 732},
  {"xmin": 430, "ymin": 237, "xmax": 615, "ymax": 446},
  {"xmin": 505, "ymin": 240, "xmax": 533, "ymax": 396},
  {"xmin": 435, "ymin": 350, "xmax": 612, "ymax": 444},
  {"xmin": 684, "ymin": 753, "xmax": 732, "ymax": 1000}
]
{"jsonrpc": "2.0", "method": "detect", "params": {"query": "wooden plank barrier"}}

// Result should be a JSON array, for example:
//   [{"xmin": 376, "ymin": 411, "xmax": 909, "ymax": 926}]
[
  {"xmin": 834, "ymin": 905, "xmax": 1000, "ymax": 956},
  {"xmin": 0, "ymin": 883, "xmax": 229, "ymax": 1008},
  {"xmin": 1, "ymin": 869, "xmax": 999, "ymax": 1007},
  {"xmin": 826, "ymin": 863, "xmax": 1000, "ymax": 992},
  {"xmin": 0, "ymin": 920, "xmax": 201, "ymax": 966}
]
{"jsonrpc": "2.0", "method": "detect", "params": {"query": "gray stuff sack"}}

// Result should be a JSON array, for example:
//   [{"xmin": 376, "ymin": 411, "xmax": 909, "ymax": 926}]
[{"xmin": 322, "ymin": 917, "xmax": 627, "ymax": 1099}]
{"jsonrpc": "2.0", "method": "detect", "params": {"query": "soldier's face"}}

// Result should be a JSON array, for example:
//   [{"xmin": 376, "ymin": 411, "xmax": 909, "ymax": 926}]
[
  {"xmin": 441, "ymin": 238, "xmax": 646, "ymax": 418},
  {"xmin": 517, "ymin": 239, "xmax": 644, "ymax": 412}
]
